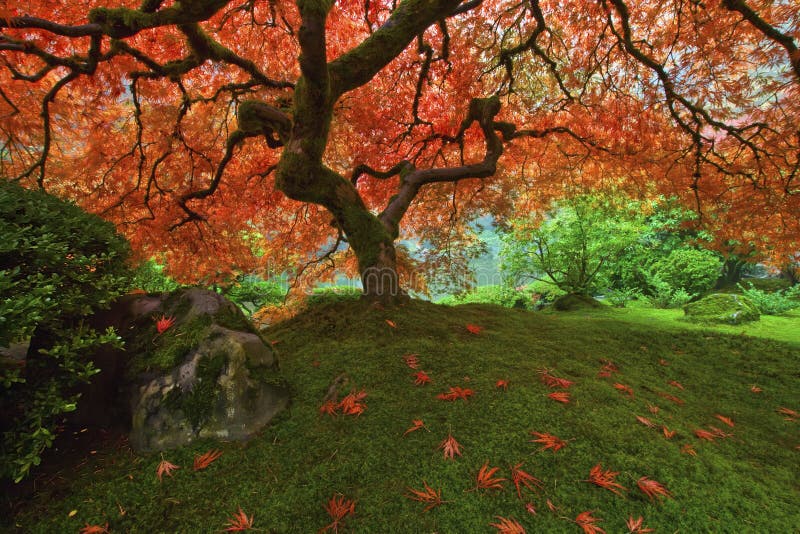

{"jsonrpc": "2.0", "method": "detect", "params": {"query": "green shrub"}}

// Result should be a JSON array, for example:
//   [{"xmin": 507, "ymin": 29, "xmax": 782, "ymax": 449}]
[
  {"xmin": 603, "ymin": 287, "xmax": 641, "ymax": 308},
  {"xmin": 307, "ymin": 285, "xmax": 362, "ymax": 306},
  {"xmin": 646, "ymin": 275, "xmax": 694, "ymax": 309},
  {"xmin": 737, "ymin": 283, "xmax": 800, "ymax": 315},
  {"xmin": 650, "ymin": 248, "xmax": 721, "ymax": 296},
  {"xmin": 741, "ymin": 277, "xmax": 792, "ymax": 293},
  {"xmin": 0, "ymin": 180, "xmax": 131, "ymax": 482}
]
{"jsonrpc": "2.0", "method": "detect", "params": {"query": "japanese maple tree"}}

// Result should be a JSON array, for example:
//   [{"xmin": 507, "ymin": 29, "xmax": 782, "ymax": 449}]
[{"xmin": 1, "ymin": 0, "xmax": 797, "ymax": 302}]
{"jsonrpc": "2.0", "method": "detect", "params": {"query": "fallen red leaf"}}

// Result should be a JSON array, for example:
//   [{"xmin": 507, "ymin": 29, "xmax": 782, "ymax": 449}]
[
  {"xmin": 510, "ymin": 463, "xmax": 542, "ymax": 499},
  {"xmin": 547, "ymin": 391, "xmax": 570, "ymax": 404},
  {"xmin": 546, "ymin": 499, "xmax": 557, "ymax": 512},
  {"xmin": 321, "ymin": 494, "xmax": 355, "ymax": 533},
  {"xmin": 470, "ymin": 461, "xmax": 506, "ymax": 492},
  {"xmin": 656, "ymin": 391, "xmax": 685, "ymax": 405},
  {"xmin": 680, "ymin": 443, "xmax": 697, "ymax": 456},
  {"xmin": 496, "ymin": 379, "xmax": 509, "ymax": 390},
  {"xmin": 80, "ymin": 523, "xmax": 109, "ymax": 534},
  {"xmin": 637, "ymin": 476, "xmax": 672, "ymax": 501},
  {"xmin": 647, "ymin": 404, "xmax": 660, "ymax": 414},
  {"xmin": 465, "ymin": 323, "xmax": 484, "ymax": 335},
  {"xmin": 694, "ymin": 429, "xmax": 717, "ymax": 441},
  {"xmin": 635, "ymin": 415, "xmax": 656, "ymax": 428},
  {"xmin": 193, "ymin": 449, "xmax": 222, "ymax": 471},
  {"xmin": 438, "ymin": 433, "xmax": 462, "ymax": 460},
  {"xmin": 626, "ymin": 515, "xmax": 654, "ymax": 533},
  {"xmin": 436, "ymin": 386, "xmax": 474, "ymax": 401},
  {"xmin": 668, "ymin": 380, "xmax": 684, "ymax": 390},
  {"xmin": 586, "ymin": 463, "xmax": 626, "ymax": 495},
  {"xmin": 613, "ymin": 383, "xmax": 634, "ymax": 397},
  {"xmin": 403, "ymin": 354, "xmax": 419, "ymax": 369},
  {"xmin": 319, "ymin": 400, "xmax": 338, "ymax": 416},
  {"xmin": 489, "ymin": 516, "xmax": 526, "ymax": 533},
  {"xmin": 402, "ymin": 419, "xmax": 428, "ymax": 436},
  {"xmin": 777, "ymin": 407, "xmax": 799, "ymax": 421},
  {"xmin": 405, "ymin": 480, "xmax": 446, "ymax": 512},
  {"xmin": 155, "ymin": 314, "xmax": 176, "ymax": 334},
  {"xmin": 575, "ymin": 511, "xmax": 605, "ymax": 534},
  {"xmin": 713, "ymin": 414, "xmax": 735, "ymax": 427},
  {"xmin": 661, "ymin": 426, "xmax": 676, "ymax": 439},
  {"xmin": 525, "ymin": 502, "xmax": 537, "ymax": 515},
  {"xmin": 224, "ymin": 507, "xmax": 255, "ymax": 531},
  {"xmin": 597, "ymin": 360, "xmax": 619, "ymax": 378},
  {"xmin": 338, "ymin": 390, "xmax": 367, "ymax": 416},
  {"xmin": 538, "ymin": 368, "xmax": 574, "ymax": 389},
  {"xmin": 385, "ymin": 319, "xmax": 397, "ymax": 328},
  {"xmin": 413, "ymin": 370, "xmax": 430, "ymax": 385},
  {"xmin": 529, "ymin": 431, "xmax": 567, "ymax": 453},
  {"xmin": 750, "ymin": 385, "xmax": 762, "ymax": 393},
  {"xmin": 156, "ymin": 456, "xmax": 179, "ymax": 481}
]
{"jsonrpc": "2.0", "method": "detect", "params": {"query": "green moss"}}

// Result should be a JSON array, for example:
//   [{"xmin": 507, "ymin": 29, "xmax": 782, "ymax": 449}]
[
  {"xmin": 552, "ymin": 292, "xmax": 602, "ymax": 311},
  {"xmin": 683, "ymin": 293, "xmax": 760, "ymax": 325},
  {"xmin": 164, "ymin": 351, "xmax": 226, "ymax": 430}
]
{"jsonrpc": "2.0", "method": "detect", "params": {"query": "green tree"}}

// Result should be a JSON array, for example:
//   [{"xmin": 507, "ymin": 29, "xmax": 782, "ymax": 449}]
[{"xmin": 500, "ymin": 195, "xmax": 644, "ymax": 295}]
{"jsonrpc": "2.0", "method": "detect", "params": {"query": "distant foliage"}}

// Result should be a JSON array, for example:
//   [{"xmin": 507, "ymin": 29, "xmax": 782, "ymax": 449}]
[
  {"xmin": 737, "ymin": 283, "xmax": 800, "ymax": 315},
  {"xmin": 650, "ymin": 248, "xmax": 722, "ymax": 297},
  {"xmin": 500, "ymin": 195, "xmax": 644, "ymax": 295},
  {"xmin": 222, "ymin": 275, "xmax": 285, "ymax": 316},
  {"xmin": 130, "ymin": 259, "xmax": 180, "ymax": 293},
  {"xmin": 437, "ymin": 285, "xmax": 539, "ymax": 309},
  {"xmin": 0, "ymin": 180, "xmax": 131, "ymax": 482}
]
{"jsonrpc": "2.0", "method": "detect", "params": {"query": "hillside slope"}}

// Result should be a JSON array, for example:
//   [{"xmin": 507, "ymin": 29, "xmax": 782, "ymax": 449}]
[{"xmin": 9, "ymin": 300, "xmax": 800, "ymax": 532}]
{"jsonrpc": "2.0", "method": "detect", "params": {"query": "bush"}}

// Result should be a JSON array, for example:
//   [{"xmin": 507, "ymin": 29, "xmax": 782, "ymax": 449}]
[
  {"xmin": 603, "ymin": 287, "xmax": 641, "ymax": 308},
  {"xmin": 646, "ymin": 275, "xmax": 694, "ymax": 309},
  {"xmin": 737, "ymin": 283, "xmax": 800, "ymax": 315},
  {"xmin": 650, "ymin": 248, "xmax": 721, "ymax": 296},
  {"xmin": 0, "ymin": 181, "xmax": 131, "ymax": 482}
]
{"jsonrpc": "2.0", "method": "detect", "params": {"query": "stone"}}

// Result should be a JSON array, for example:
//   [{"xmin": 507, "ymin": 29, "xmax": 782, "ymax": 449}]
[
  {"xmin": 80, "ymin": 288, "xmax": 289, "ymax": 451},
  {"xmin": 682, "ymin": 293, "xmax": 760, "ymax": 325}
]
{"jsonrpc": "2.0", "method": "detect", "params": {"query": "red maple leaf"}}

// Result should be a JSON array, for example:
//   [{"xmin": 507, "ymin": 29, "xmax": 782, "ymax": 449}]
[
  {"xmin": 320, "ymin": 494, "xmax": 355, "ymax": 533},
  {"xmin": 496, "ymin": 379, "xmax": 509, "ymax": 390},
  {"xmin": 626, "ymin": 515, "xmax": 654, "ymax": 533},
  {"xmin": 637, "ymin": 476, "xmax": 672, "ymax": 501},
  {"xmin": 575, "ymin": 511, "xmax": 605, "ymax": 534},
  {"xmin": 193, "ymin": 449, "xmax": 223, "ymax": 471},
  {"xmin": 224, "ymin": 507, "xmax": 255, "ymax": 531},
  {"xmin": 405, "ymin": 480, "xmax": 447, "ymax": 512},
  {"xmin": 510, "ymin": 463, "xmax": 542, "ymax": 499},
  {"xmin": 466, "ymin": 323, "xmax": 484, "ymax": 335},
  {"xmin": 529, "ymin": 431, "xmax": 567, "ymax": 453},
  {"xmin": 547, "ymin": 391, "xmax": 570, "ymax": 404},
  {"xmin": 438, "ymin": 433, "xmax": 463, "ymax": 460},
  {"xmin": 403, "ymin": 353, "xmax": 419, "ymax": 369},
  {"xmin": 469, "ymin": 461, "xmax": 506, "ymax": 492},
  {"xmin": 155, "ymin": 314, "xmax": 176, "ymax": 334},
  {"xmin": 156, "ymin": 455, "xmax": 179, "ymax": 481},
  {"xmin": 402, "ymin": 419, "xmax": 428, "ymax": 436},
  {"xmin": 538, "ymin": 368, "xmax": 574, "ymax": 389},
  {"xmin": 413, "ymin": 370, "xmax": 430, "ymax": 385},
  {"xmin": 489, "ymin": 516, "xmax": 526, "ymax": 533},
  {"xmin": 586, "ymin": 463, "xmax": 626, "ymax": 495}
]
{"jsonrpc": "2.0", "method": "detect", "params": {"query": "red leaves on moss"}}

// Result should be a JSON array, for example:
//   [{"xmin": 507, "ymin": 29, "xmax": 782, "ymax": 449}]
[
  {"xmin": 637, "ymin": 476, "xmax": 672, "ymax": 501},
  {"xmin": 586, "ymin": 463, "xmax": 626, "ymax": 495},
  {"xmin": 193, "ymin": 449, "xmax": 222, "ymax": 471}
]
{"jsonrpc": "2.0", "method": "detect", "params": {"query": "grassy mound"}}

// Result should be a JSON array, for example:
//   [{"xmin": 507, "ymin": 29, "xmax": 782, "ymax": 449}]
[
  {"xmin": 6, "ymin": 300, "xmax": 799, "ymax": 532},
  {"xmin": 683, "ymin": 293, "xmax": 760, "ymax": 325}
]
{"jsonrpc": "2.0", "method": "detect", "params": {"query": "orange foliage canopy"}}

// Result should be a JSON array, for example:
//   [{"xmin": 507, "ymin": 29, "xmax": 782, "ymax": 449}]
[{"xmin": 0, "ymin": 0, "xmax": 798, "ymax": 291}]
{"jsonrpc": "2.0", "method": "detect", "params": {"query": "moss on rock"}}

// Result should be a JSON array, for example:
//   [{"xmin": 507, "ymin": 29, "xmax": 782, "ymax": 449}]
[{"xmin": 683, "ymin": 293, "xmax": 760, "ymax": 325}]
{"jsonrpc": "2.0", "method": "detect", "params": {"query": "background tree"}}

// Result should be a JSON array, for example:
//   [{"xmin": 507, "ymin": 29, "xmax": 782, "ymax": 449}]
[
  {"xmin": 0, "ymin": 0, "xmax": 798, "ymax": 301},
  {"xmin": 500, "ymin": 194, "xmax": 644, "ymax": 295}
]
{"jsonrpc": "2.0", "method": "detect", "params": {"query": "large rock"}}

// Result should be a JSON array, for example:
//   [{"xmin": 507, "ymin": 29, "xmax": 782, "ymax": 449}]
[
  {"xmin": 683, "ymin": 293, "xmax": 760, "ymax": 325},
  {"xmin": 89, "ymin": 288, "xmax": 290, "ymax": 451}
]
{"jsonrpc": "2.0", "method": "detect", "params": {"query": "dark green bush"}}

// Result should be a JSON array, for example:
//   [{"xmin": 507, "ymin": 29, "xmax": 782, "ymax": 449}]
[{"xmin": 0, "ymin": 180, "xmax": 131, "ymax": 482}]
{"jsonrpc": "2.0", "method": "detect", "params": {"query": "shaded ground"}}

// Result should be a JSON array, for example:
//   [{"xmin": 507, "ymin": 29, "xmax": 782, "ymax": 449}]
[{"xmin": 5, "ymin": 300, "xmax": 799, "ymax": 532}]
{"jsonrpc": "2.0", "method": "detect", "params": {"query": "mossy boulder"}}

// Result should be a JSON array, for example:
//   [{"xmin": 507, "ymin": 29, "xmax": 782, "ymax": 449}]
[
  {"xmin": 683, "ymin": 293, "xmax": 760, "ymax": 325},
  {"xmin": 552, "ymin": 293, "xmax": 602, "ymax": 311},
  {"xmin": 90, "ymin": 288, "xmax": 290, "ymax": 451}
]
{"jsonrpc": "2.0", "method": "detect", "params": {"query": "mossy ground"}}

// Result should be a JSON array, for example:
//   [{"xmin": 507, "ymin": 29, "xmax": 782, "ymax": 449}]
[{"xmin": 5, "ymin": 300, "xmax": 799, "ymax": 532}]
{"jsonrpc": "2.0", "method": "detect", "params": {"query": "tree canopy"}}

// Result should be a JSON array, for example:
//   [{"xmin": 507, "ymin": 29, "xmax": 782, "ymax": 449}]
[{"xmin": 1, "ymin": 0, "xmax": 798, "ymax": 299}]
